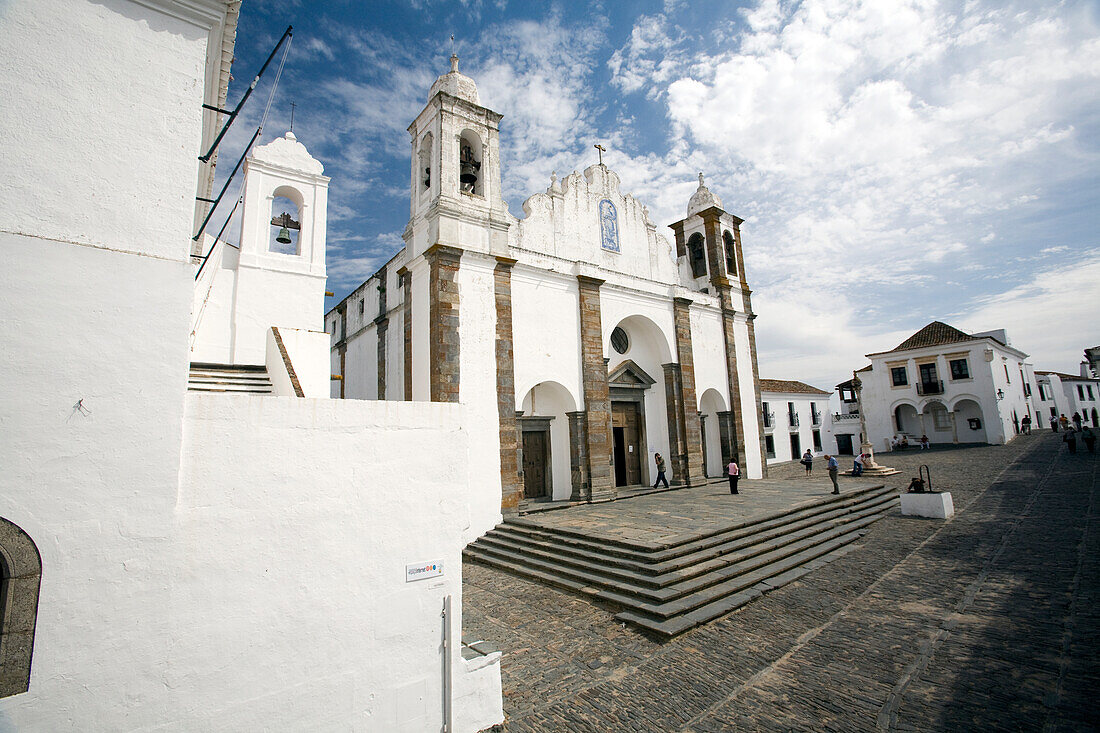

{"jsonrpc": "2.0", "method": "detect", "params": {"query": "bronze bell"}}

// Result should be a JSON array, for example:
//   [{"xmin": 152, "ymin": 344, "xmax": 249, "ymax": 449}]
[
  {"xmin": 275, "ymin": 226, "xmax": 292, "ymax": 244},
  {"xmin": 460, "ymin": 145, "xmax": 480, "ymax": 189}
]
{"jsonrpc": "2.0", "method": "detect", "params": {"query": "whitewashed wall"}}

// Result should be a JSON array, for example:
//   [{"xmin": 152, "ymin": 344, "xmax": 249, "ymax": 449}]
[
  {"xmin": 177, "ymin": 395, "xmax": 500, "ymax": 732},
  {"xmin": 457, "ymin": 255, "xmax": 506, "ymax": 540}
]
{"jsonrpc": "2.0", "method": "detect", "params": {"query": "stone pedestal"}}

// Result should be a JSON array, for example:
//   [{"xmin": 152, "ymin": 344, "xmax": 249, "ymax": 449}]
[{"xmin": 900, "ymin": 491, "xmax": 954, "ymax": 519}]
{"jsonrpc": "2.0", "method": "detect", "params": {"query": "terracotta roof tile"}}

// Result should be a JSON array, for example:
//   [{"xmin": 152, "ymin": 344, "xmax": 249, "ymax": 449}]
[
  {"xmin": 759, "ymin": 378, "xmax": 830, "ymax": 395},
  {"xmin": 893, "ymin": 321, "xmax": 976, "ymax": 351}
]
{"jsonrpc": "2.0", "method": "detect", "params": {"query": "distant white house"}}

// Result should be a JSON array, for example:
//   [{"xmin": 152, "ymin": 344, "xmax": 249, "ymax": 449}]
[
  {"xmin": 836, "ymin": 322, "xmax": 1042, "ymax": 452},
  {"xmin": 1035, "ymin": 367, "xmax": 1100, "ymax": 429},
  {"xmin": 759, "ymin": 379, "xmax": 831, "ymax": 464}
]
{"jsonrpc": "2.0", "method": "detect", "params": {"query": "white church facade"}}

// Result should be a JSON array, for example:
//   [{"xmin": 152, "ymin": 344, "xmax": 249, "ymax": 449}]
[{"xmin": 329, "ymin": 57, "xmax": 768, "ymax": 525}]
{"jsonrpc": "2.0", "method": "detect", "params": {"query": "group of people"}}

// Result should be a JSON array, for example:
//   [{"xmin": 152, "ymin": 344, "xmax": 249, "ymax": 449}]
[
  {"xmin": 797, "ymin": 450, "xmax": 841, "ymax": 493},
  {"xmin": 1062, "ymin": 425, "xmax": 1096, "ymax": 454},
  {"xmin": 653, "ymin": 450, "xmax": 842, "ymax": 497},
  {"xmin": 1051, "ymin": 411, "xmax": 1090, "ymax": 433},
  {"xmin": 890, "ymin": 434, "xmax": 931, "ymax": 450}
]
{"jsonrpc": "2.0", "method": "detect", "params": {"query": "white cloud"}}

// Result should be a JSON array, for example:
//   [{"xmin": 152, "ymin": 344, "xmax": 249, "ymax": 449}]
[{"xmin": 954, "ymin": 252, "xmax": 1100, "ymax": 373}]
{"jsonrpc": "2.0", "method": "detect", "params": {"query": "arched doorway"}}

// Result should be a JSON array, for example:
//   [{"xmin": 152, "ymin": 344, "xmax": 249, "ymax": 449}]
[
  {"xmin": 0, "ymin": 517, "xmax": 41, "ymax": 698},
  {"xmin": 606, "ymin": 315, "xmax": 674, "ymax": 487},
  {"xmin": 519, "ymin": 381, "xmax": 578, "ymax": 501},
  {"xmin": 699, "ymin": 388, "xmax": 727, "ymax": 477}
]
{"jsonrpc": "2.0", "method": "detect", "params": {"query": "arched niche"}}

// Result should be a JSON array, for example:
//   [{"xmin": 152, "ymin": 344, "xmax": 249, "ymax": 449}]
[
  {"xmin": 418, "ymin": 132, "xmax": 434, "ymax": 204},
  {"xmin": 458, "ymin": 130, "xmax": 483, "ymax": 196},
  {"xmin": 0, "ymin": 517, "xmax": 41, "ymax": 699},
  {"xmin": 722, "ymin": 230, "xmax": 737, "ymax": 276},
  {"xmin": 953, "ymin": 398, "xmax": 987, "ymax": 443},
  {"xmin": 269, "ymin": 184, "xmax": 304, "ymax": 255},
  {"xmin": 687, "ymin": 232, "xmax": 707, "ymax": 278},
  {"xmin": 698, "ymin": 388, "xmax": 728, "ymax": 477}
]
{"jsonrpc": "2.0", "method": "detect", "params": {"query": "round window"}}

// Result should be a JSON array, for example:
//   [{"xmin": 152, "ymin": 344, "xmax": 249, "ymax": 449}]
[{"xmin": 611, "ymin": 327, "xmax": 629, "ymax": 355}]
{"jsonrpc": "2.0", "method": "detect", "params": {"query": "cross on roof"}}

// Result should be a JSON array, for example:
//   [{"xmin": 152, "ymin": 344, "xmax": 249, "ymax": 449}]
[{"xmin": 594, "ymin": 143, "xmax": 606, "ymax": 166}]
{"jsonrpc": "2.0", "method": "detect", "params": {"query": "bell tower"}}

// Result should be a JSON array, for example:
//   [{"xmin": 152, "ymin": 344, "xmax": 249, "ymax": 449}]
[
  {"xmin": 404, "ymin": 54, "xmax": 511, "ymax": 259},
  {"xmin": 231, "ymin": 130, "xmax": 330, "ymax": 364}
]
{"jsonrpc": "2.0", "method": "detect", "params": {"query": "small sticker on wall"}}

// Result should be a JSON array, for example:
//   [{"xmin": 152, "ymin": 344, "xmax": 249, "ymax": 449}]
[{"xmin": 406, "ymin": 561, "xmax": 444, "ymax": 582}]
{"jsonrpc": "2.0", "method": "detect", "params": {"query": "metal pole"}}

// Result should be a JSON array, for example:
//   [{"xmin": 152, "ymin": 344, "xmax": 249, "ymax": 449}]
[
  {"xmin": 194, "ymin": 194, "xmax": 243, "ymax": 281},
  {"xmin": 199, "ymin": 25, "xmax": 292, "ymax": 163},
  {"xmin": 192, "ymin": 125, "xmax": 261, "ymax": 241},
  {"xmin": 442, "ymin": 594, "xmax": 452, "ymax": 733}
]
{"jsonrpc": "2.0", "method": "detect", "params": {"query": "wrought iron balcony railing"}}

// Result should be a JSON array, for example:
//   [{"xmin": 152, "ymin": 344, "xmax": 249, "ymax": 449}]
[
  {"xmin": 916, "ymin": 380, "xmax": 944, "ymax": 395},
  {"xmin": 788, "ymin": 413, "xmax": 800, "ymax": 428}
]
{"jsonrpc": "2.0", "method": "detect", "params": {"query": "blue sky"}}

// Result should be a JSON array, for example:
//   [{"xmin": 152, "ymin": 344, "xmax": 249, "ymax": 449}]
[{"xmin": 218, "ymin": 0, "xmax": 1100, "ymax": 390}]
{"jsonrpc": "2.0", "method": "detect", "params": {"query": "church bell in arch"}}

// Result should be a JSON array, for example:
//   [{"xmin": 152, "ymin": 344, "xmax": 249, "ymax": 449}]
[
  {"xmin": 460, "ymin": 144, "xmax": 480, "ymax": 192},
  {"xmin": 271, "ymin": 211, "xmax": 300, "ymax": 244}
]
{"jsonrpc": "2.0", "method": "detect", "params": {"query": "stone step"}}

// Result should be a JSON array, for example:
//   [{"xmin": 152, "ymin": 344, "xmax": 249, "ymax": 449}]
[
  {"xmin": 187, "ymin": 383, "xmax": 273, "ymax": 393},
  {"xmin": 615, "ymin": 538, "xmax": 864, "ymax": 638},
  {"xmin": 598, "ymin": 514, "xmax": 883, "ymax": 611},
  {"xmin": 464, "ymin": 491, "xmax": 895, "ymax": 637},
  {"xmin": 188, "ymin": 362, "xmax": 273, "ymax": 393},
  {"xmin": 465, "ymin": 507, "xmax": 889, "ymax": 608},
  {"xmin": 477, "ymin": 493, "xmax": 897, "ymax": 590},
  {"xmin": 498, "ymin": 484, "xmax": 893, "ymax": 561}
]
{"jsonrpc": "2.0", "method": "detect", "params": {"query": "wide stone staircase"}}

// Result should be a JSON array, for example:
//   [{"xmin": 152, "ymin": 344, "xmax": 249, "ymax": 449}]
[
  {"xmin": 187, "ymin": 362, "xmax": 273, "ymax": 394},
  {"xmin": 464, "ymin": 484, "xmax": 898, "ymax": 638}
]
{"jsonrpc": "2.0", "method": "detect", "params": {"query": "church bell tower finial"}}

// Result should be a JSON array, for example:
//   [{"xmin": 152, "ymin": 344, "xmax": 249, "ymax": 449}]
[{"xmin": 450, "ymin": 53, "xmax": 459, "ymax": 73}]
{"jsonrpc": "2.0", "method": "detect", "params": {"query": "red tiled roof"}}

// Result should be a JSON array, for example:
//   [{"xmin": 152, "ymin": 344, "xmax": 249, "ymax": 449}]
[
  {"xmin": 893, "ymin": 321, "xmax": 976, "ymax": 351},
  {"xmin": 760, "ymin": 378, "xmax": 830, "ymax": 395}
]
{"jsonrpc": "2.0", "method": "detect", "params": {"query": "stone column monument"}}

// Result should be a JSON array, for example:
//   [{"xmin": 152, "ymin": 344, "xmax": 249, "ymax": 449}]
[{"xmin": 851, "ymin": 372, "xmax": 899, "ymax": 477}]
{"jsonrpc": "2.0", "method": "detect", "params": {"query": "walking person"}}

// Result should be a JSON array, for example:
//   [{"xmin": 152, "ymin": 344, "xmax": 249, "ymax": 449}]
[
  {"xmin": 1021, "ymin": 415, "xmax": 1031, "ymax": 434},
  {"xmin": 653, "ymin": 452, "xmax": 669, "ymax": 488},
  {"xmin": 1072, "ymin": 412, "xmax": 1083, "ymax": 432},
  {"xmin": 1083, "ymin": 427, "xmax": 1096, "ymax": 453},
  {"xmin": 801, "ymin": 449, "xmax": 813, "ymax": 475},
  {"xmin": 1051, "ymin": 415, "xmax": 1059, "ymax": 432},
  {"xmin": 1063, "ymin": 428, "xmax": 1078, "ymax": 454},
  {"xmin": 1060, "ymin": 414, "xmax": 1070, "ymax": 431},
  {"xmin": 727, "ymin": 459, "xmax": 739, "ymax": 495},
  {"xmin": 825, "ymin": 454, "xmax": 840, "ymax": 494}
]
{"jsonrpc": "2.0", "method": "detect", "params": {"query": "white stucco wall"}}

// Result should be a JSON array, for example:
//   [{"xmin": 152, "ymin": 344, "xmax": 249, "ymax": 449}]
[
  {"xmin": 458, "ymin": 256, "xmax": 505, "ymax": 540},
  {"xmin": 175, "ymin": 395, "xmax": 499, "ymax": 732},
  {"xmin": 0, "ymin": 0, "xmax": 210, "ymax": 261}
]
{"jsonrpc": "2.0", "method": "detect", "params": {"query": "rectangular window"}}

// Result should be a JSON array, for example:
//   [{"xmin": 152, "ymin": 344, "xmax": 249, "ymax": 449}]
[
  {"xmin": 789, "ymin": 433, "xmax": 801, "ymax": 458},
  {"xmin": 765, "ymin": 435, "xmax": 775, "ymax": 458},
  {"xmin": 932, "ymin": 406, "xmax": 951, "ymax": 431},
  {"xmin": 1004, "ymin": 364, "xmax": 1010, "ymax": 383},
  {"xmin": 812, "ymin": 429, "xmax": 822, "ymax": 451},
  {"xmin": 949, "ymin": 359, "xmax": 969, "ymax": 380},
  {"xmin": 1079, "ymin": 385, "xmax": 1085, "ymax": 400},
  {"xmin": 359, "ymin": 300, "xmax": 364, "ymax": 316},
  {"xmin": 891, "ymin": 367, "xmax": 908, "ymax": 386},
  {"xmin": 1089, "ymin": 386, "xmax": 1095, "ymax": 400},
  {"xmin": 762, "ymin": 402, "xmax": 772, "ymax": 428}
]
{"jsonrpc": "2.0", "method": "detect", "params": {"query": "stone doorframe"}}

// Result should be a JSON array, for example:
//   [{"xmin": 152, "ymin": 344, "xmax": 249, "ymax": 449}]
[
  {"xmin": 517, "ymin": 415, "xmax": 554, "ymax": 502},
  {"xmin": 608, "ymin": 359, "xmax": 656, "ymax": 487}
]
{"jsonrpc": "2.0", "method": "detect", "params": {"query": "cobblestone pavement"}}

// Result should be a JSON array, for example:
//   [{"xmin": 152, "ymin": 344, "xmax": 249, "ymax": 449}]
[{"xmin": 463, "ymin": 433, "xmax": 1100, "ymax": 731}]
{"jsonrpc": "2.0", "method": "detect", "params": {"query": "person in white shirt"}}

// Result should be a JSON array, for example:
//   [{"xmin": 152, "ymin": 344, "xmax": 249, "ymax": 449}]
[{"xmin": 727, "ymin": 460, "xmax": 739, "ymax": 495}]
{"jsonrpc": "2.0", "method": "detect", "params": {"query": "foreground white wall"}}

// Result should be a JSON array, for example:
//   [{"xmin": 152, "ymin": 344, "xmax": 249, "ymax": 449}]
[{"xmin": 177, "ymin": 396, "xmax": 500, "ymax": 732}]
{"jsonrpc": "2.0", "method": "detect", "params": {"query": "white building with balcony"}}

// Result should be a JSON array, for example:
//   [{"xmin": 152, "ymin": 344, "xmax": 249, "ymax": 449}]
[
  {"xmin": 844, "ymin": 322, "xmax": 1041, "ymax": 451},
  {"xmin": 760, "ymin": 380, "xmax": 831, "ymax": 464}
]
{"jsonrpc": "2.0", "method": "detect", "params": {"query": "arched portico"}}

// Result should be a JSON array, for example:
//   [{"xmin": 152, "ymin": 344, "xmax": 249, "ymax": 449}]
[
  {"xmin": 519, "ymin": 381, "xmax": 578, "ymax": 501},
  {"xmin": 920, "ymin": 399, "xmax": 955, "ymax": 444},
  {"xmin": 891, "ymin": 400, "xmax": 920, "ymax": 436},
  {"xmin": 952, "ymin": 397, "xmax": 988, "ymax": 444}
]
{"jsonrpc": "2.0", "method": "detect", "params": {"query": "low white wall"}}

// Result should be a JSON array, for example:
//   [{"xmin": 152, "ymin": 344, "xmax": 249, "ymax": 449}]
[
  {"xmin": 176, "ymin": 395, "xmax": 502, "ymax": 732},
  {"xmin": 266, "ymin": 326, "xmax": 330, "ymax": 397}
]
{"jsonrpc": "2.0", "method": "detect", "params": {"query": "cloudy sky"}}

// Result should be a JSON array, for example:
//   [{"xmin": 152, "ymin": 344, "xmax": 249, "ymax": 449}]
[{"xmin": 218, "ymin": 0, "xmax": 1100, "ymax": 390}]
